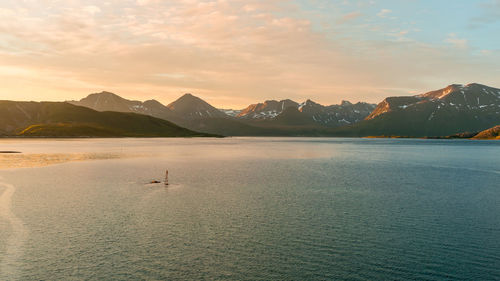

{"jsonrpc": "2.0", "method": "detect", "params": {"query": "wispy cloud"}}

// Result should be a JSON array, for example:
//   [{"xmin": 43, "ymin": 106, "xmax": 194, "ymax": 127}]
[
  {"xmin": 0, "ymin": 0, "xmax": 498, "ymax": 107},
  {"xmin": 445, "ymin": 33, "xmax": 469, "ymax": 49},
  {"xmin": 377, "ymin": 9, "xmax": 392, "ymax": 18},
  {"xmin": 82, "ymin": 5, "xmax": 101, "ymax": 15},
  {"xmin": 337, "ymin": 11, "xmax": 363, "ymax": 24},
  {"xmin": 470, "ymin": 0, "xmax": 500, "ymax": 27}
]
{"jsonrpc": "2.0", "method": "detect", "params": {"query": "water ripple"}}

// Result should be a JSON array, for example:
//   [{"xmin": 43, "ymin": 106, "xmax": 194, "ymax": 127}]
[{"xmin": 0, "ymin": 176, "xmax": 29, "ymax": 280}]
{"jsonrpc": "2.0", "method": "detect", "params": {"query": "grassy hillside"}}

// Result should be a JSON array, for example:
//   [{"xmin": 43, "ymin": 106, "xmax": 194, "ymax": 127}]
[
  {"xmin": 0, "ymin": 101, "xmax": 217, "ymax": 137},
  {"xmin": 328, "ymin": 107, "xmax": 500, "ymax": 137},
  {"xmin": 17, "ymin": 123, "xmax": 122, "ymax": 137}
]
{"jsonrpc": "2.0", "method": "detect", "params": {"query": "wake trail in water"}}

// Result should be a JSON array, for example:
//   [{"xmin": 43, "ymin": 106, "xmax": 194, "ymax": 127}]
[{"xmin": 0, "ymin": 176, "xmax": 28, "ymax": 280}]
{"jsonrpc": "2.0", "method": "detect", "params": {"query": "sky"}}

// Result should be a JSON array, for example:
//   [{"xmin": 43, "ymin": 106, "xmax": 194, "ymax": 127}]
[{"xmin": 0, "ymin": 0, "xmax": 499, "ymax": 108}]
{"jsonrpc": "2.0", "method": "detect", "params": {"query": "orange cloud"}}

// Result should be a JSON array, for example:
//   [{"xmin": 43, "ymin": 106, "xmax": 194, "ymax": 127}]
[{"xmin": 0, "ymin": 0, "xmax": 498, "ymax": 108}]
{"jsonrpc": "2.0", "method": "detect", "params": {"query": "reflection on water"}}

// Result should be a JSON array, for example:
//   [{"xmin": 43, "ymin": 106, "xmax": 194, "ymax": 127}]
[
  {"xmin": 0, "ymin": 176, "xmax": 28, "ymax": 279},
  {"xmin": 0, "ymin": 137, "xmax": 343, "ymax": 169},
  {"xmin": 0, "ymin": 153, "xmax": 124, "ymax": 169}
]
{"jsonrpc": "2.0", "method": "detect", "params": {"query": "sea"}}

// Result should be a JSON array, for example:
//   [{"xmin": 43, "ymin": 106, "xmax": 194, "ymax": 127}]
[{"xmin": 0, "ymin": 137, "xmax": 499, "ymax": 280}]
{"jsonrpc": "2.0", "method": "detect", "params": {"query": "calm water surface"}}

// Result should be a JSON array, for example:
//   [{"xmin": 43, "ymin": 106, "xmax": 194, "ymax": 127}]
[{"xmin": 0, "ymin": 138, "xmax": 499, "ymax": 280}]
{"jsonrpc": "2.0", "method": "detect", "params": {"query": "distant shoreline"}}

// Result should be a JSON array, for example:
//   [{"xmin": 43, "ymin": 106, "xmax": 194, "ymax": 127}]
[
  {"xmin": 0, "ymin": 135, "xmax": 224, "ymax": 139},
  {"xmin": 0, "ymin": 135, "xmax": 498, "ymax": 140}
]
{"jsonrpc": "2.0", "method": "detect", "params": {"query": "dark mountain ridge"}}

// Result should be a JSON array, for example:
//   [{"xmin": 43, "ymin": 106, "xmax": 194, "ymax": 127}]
[
  {"xmin": 64, "ymin": 83, "xmax": 500, "ymax": 137},
  {"xmin": 296, "ymin": 99, "xmax": 376, "ymax": 127},
  {"xmin": 166, "ymin": 93, "xmax": 227, "ymax": 120},
  {"xmin": 340, "ymin": 83, "xmax": 500, "ymax": 137},
  {"xmin": 0, "ymin": 101, "xmax": 214, "ymax": 137},
  {"xmin": 69, "ymin": 91, "xmax": 180, "ymax": 123},
  {"xmin": 71, "ymin": 92, "xmax": 377, "ymax": 135},
  {"xmin": 238, "ymin": 99, "xmax": 299, "ymax": 119}
]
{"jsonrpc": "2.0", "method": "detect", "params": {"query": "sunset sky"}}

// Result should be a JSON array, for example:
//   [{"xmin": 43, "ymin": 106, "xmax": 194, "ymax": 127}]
[{"xmin": 1, "ymin": 0, "xmax": 499, "ymax": 108}]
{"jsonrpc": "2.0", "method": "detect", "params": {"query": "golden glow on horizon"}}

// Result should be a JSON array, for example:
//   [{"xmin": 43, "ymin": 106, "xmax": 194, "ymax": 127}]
[{"xmin": 0, "ymin": 0, "xmax": 498, "ymax": 108}]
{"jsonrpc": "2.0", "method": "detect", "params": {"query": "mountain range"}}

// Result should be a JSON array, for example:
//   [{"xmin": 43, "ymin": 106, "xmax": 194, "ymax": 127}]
[
  {"xmin": 69, "ymin": 83, "xmax": 500, "ymax": 137},
  {"xmin": 0, "ymin": 101, "xmax": 215, "ymax": 137},
  {"xmin": 70, "ymin": 92, "xmax": 377, "ymax": 136},
  {"xmin": 332, "ymin": 83, "xmax": 500, "ymax": 137},
  {"xmin": 2, "ymin": 83, "xmax": 498, "ymax": 138}
]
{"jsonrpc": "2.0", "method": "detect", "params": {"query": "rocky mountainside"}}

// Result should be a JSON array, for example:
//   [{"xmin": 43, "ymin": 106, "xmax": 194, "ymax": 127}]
[
  {"xmin": 69, "ymin": 91, "xmax": 180, "ymax": 122},
  {"xmin": 218, "ymin": 109, "xmax": 242, "ymax": 117},
  {"xmin": 69, "ymin": 92, "xmax": 272, "ymax": 135},
  {"xmin": 69, "ymin": 92, "xmax": 376, "ymax": 135},
  {"xmin": 338, "ymin": 83, "xmax": 500, "ymax": 137},
  {"xmin": 64, "ymin": 83, "xmax": 500, "ymax": 137},
  {"xmin": 272, "ymin": 107, "xmax": 319, "ymax": 127},
  {"xmin": 296, "ymin": 100, "xmax": 376, "ymax": 127},
  {"xmin": 472, "ymin": 125, "xmax": 500, "ymax": 139},
  {"xmin": 237, "ymin": 98, "xmax": 376, "ymax": 127},
  {"xmin": 69, "ymin": 91, "xmax": 139, "ymax": 112},
  {"xmin": 166, "ymin": 93, "xmax": 227, "ymax": 120},
  {"xmin": 237, "ymin": 99, "xmax": 299, "ymax": 119},
  {"xmin": 367, "ymin": 83, "xmax": 500, "ymax": 120}
]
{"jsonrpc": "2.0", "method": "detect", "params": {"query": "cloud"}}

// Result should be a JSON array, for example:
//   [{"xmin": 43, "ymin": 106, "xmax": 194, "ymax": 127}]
[
  {"xmin": 337, "ymin": 11, "xmax": 363, "ymax": 24},
  {"xmin": 136, "ymin": 0, "xmax": 159, "ymax": 6},
  {"xmin": 377, "ymin": 9, "xmax": 392, "ymax": 18},
  {"xmin": 0, "ymin": 0, "xmax": 498, "ymax": 106},
  {"xmin": 83, "ymin": 5, "xmax": 101, "ymax": 15},
  {"xmin": 470, "ymin": 0, "xmax": 500, "ymax": 26},
  {"xmin": 445, "ymin": 33, "xmax": 469, "ymax": 49}
]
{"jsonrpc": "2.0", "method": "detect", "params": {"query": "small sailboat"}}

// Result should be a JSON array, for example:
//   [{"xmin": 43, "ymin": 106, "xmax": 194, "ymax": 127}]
[{"xmin": 165, "ymin": 169, "xmax": 169, "ymax": 186}]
